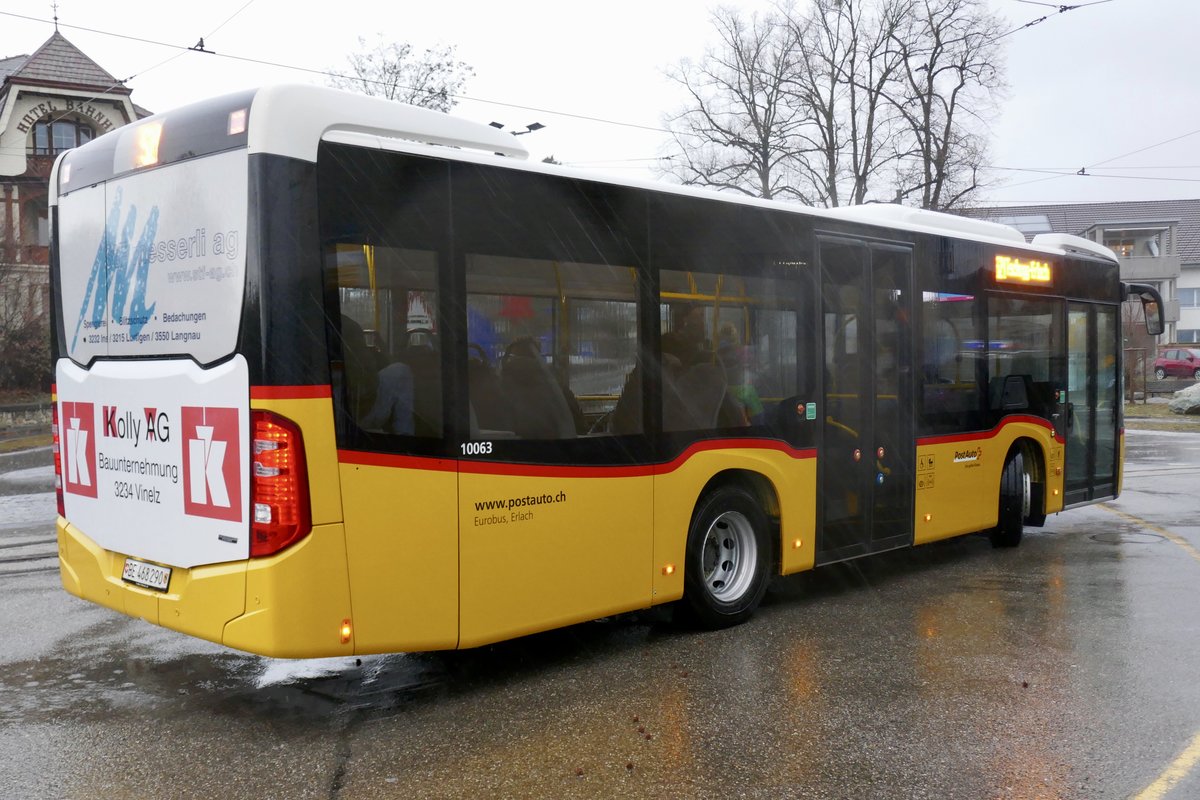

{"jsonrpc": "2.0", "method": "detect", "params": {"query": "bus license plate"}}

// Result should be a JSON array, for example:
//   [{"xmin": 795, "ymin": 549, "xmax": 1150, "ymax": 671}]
[{"xmin": 122, "ymin": 558, "xmax": 171, "ymax": 592}]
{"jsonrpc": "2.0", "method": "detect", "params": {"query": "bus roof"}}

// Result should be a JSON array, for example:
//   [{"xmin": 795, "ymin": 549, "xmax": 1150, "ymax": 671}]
[
  {"xmin": 246, "ymin": 84, "xmax": 529, "ymax": 161},
  {"xmin": 54, "ymin": 83, "xmax": 1115, "ymax": 265}
]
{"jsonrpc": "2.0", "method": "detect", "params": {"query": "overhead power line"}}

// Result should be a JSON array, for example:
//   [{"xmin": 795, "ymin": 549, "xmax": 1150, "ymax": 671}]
[
  {"xmin": 1087, "ymin": 127, "xmax": 1200, "ymax": 170},
  {"xmin": 0, "ymin": 10, "xmax": 674, "ymax": 138},
  {"xmin": 997, "ymin": 0, "xmax": 1115, "ymax": 40}
]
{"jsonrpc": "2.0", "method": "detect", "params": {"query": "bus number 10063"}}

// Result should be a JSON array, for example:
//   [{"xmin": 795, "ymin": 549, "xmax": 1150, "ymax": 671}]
[{"xmin": 460, "ymin": 441, "xmax": 494, "ymax": 456}]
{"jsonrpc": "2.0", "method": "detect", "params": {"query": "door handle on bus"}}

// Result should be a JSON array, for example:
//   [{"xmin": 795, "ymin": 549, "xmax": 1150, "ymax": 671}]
[{"xmin": 1065, "ymin": 402, "xmax": 1075, "ymax": 430}]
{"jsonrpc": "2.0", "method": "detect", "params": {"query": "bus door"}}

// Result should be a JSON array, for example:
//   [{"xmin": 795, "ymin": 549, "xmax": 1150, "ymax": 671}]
[
  {"xmin": 817, "ymin": 237, "xmax": 915, "ymax": 562},
  {"xmin": 1064, "ymin": 302, "xmax": 1119, "ymax": 505}
]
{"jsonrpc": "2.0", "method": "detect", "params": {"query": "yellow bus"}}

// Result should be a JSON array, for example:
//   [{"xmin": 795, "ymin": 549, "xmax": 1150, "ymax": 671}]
[{"xmin": 49, "ymin": 85, "xmax": 1163, "ymax": 657}]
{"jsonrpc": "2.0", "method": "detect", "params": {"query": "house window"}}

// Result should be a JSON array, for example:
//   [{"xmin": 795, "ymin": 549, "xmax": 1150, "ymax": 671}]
[
  {"xmin": 1102, "ymin": 227, "xmax": 1167, "ymax": 258},
  {"xmin": 1178, "ymin": 288, "xmax": 1199, "ymax": 308},
  {"xmin": 1178, "ymin": 329, "xmax": 1198, "ymax": 344},
  {"xmin": 1104, "ymin": 237, "xmax": 1134, "ymax": 258},
  {"xmin": 32, "ymin": 120, "xmax": 93, "ymax": 155}
]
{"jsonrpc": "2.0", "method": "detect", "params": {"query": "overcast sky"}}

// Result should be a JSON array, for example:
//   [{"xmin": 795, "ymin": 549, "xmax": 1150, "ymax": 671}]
[{"xmin": 2, "ymin": 0, "xmax": 1197, "ymax": 207}]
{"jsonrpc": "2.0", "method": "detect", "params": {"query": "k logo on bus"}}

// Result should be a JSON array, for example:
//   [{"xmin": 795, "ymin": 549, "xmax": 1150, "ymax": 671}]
[
  {"xmin": 60, "ymin": 401, "xmax": 98, "ymax": 499},
  {"xmin": 180, "ymin": 406, "xmax": 241, "ymax": 522}
]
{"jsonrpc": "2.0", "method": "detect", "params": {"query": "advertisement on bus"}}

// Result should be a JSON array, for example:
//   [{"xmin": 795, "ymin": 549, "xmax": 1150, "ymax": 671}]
[
  {"xmin": 56, "ymin": 148, "xmax": 248, "ymax": 366},
  {"xmin": 55, "ymin": 356, "xmax": 250, "ymax": 570}
]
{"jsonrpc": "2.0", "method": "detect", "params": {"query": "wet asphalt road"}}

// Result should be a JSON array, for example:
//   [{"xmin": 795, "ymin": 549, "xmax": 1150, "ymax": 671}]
[{"xmin": 1, "ymin": 430, "xmax": 1199, "ymax": 799}]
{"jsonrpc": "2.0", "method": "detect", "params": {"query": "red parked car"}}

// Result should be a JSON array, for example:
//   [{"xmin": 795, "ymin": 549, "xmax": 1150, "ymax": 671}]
[{"xmin": 1154, "ymin": 347, "xmax": 1200, "ymax": 380}]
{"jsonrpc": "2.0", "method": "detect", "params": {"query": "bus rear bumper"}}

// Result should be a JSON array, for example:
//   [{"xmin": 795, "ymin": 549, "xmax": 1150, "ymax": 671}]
[{"xmin": 57, "ymin": 517, "xmax": 354, "ymax": 658}]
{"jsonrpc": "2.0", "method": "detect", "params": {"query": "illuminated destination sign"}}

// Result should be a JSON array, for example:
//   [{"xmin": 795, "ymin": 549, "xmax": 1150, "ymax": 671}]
[{"xmin": 995, "ymin": 255, "xmax": 1053, "ymax": 285}]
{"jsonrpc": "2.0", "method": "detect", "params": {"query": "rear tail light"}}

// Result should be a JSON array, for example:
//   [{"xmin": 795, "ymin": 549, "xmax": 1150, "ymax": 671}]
[
  {"xmin": 250, "ymin": 410, "xmax": 311, "ymax": 557},
  {"xmin": 51, "ymin": 400, "xmax": 64, "ymax": 517}
]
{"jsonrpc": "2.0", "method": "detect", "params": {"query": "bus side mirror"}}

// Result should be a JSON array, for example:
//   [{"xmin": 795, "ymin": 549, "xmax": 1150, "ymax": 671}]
[{"xmin": 1124, "ymin": 283, "xmax": 1164, "ymax": 336}]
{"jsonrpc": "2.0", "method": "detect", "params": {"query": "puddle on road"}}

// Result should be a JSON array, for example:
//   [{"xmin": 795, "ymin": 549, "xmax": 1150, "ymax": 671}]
[
  {"xmin": 1089, "ymin": 531, "xmax": 1167, "ymax": 545},
  {"xmin": 0, "ymin": 613, "xmax": 666, "ymax": 728}
]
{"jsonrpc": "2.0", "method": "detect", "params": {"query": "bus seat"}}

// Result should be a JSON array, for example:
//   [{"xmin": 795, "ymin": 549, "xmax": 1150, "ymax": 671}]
[
  {"xmin": 401, "ymin": 344, "xmax": 442, "ymax": 437},
  {"xmin": 360, "ymin": 362, "xmax": 415, "ymax": 434},
  {"xmin": 501, "ymin": 353, "xmax": 576, "ymax": 439},
  {"xmin": 337, "ymin": 314, "xmax": 382, "ymax": 422},
  {"xmin": 610, "ymin": 365, "xmax": 643, "ymax": 434},
  {"xmin": 468, "ymin": 350, "xmax": 512, "ymax": 431},
  {"xmin": 990, "ymin": 374, "xmax": 1032, "ymax": 412}
]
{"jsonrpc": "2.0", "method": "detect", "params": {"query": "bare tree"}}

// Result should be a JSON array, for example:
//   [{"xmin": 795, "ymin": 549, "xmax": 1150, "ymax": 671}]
[
  {"xmin": 0, "ymin": 267, "xmax": 51, "ymax": 391},
  {"xmin": 662, "ymin": 0, "xmax": 1007, "ymax": 210},
  {"xmin": 329, "ymin": 36, "xmax": 474, "ymax": 112},
  {"xmin": 661, "ymin": 7, "xmax": 812, "ymax": 201},
  {"xmin": 885, "ymin": 0, "xmax": 1006, "ymax": 210},
  {"xmin": 786, "ymin": 0, "xmax": 909, "ymax": 205}
]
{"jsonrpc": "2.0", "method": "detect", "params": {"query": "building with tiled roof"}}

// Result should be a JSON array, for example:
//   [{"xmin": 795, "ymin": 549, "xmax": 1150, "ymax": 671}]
[
  {"xmin": 961, "ymin": 199, "xmax": 1200, "ymax": 345},
  {"xmin": 0, "ymin": 30, "xmax": 149, "ymax": 388}
]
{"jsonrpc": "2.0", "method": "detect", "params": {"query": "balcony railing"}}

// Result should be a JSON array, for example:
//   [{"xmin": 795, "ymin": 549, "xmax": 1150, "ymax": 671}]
[
  {"xmin": 1164, "ymin": 299, "xmax": 1181, "ymax": 325},
  {"xmin": 1, "ymin": 245, "xmax": 50, "ymax": 265},
  {"xmin": 20, "ymin": 154, "xmax": 55, "ymax": 179},
  {"xmin": 1118, "ymin": 254, "xmax": 1181, "ymax": 282}
]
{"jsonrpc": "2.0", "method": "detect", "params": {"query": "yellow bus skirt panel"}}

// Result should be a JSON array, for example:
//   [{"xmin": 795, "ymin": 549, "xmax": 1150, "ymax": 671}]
[
  {"xmin": 458, "ymin": 464, "xmax": 653, "ymax": 650},
  {"xmin": 250, "ymin": 389, "xmax": 343, "ymax": 526},
  {"xmin": 651, "ymin": 440, "xmax": 819, "ymax": 604},
  {"xmin": 222, "ymin": 522, "xmax": 354, "ymax": 658},
  {"xmin": 337, "ymin": 454, "xmax": 459, "ymax": 653},
  {"xmin": 57, "ymin": 517, "xmax": 247, "ymax": 645},
  {"xmin": 913, "ymin": 417, "xmax": 1064, "ymax": 546}
]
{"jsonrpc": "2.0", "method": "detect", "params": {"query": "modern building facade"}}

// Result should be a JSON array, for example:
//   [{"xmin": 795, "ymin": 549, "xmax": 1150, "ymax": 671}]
[
  {"xmin": 963, "ymin": 199, "xmax": 1200, "ymax": 346},
  {"xmin": 0, "ymin": 30, "xmax": 147, "ymax": 386}
]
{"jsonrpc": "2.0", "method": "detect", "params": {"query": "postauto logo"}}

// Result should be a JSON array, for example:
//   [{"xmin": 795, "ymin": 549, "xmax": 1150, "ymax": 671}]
[{"xmin": 180, "ymin": 406, "xmax": 242, "ymax": 522}]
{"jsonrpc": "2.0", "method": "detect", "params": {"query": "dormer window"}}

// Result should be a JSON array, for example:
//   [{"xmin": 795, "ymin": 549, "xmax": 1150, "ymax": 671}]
[{"xmin": 31, "ymin": 119, "xmax": 93, "ymax": 155}]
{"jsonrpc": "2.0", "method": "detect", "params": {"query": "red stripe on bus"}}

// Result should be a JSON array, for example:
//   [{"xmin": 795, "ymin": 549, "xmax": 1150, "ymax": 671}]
[
  {"xmin": 338, "ymin": 450, "xmax": 459, "ymax": 472},
  {"xmin": 460, "ymin": 461, "xmax": 656, "ymax": 478},
  {"xmin": 338, "ymin": 438, "xmax": 815, "ymax": 478},
  {"xmin": 250, "ymin": 385, "xmax": 332, "ymax": 400},
  {"xmin": 917, "ymin": 415, "xmax": 1062, "ymax": 446}
]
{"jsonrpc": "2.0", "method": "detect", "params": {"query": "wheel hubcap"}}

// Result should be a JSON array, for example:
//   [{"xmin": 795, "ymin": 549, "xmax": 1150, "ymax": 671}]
[
  {"xmin": 1021, "ymin": 471, "xmax": 1032, "ymax": 518},
  {"xmin": 701, "ymin": 511, "xmax": 758, "ymax": 603}
]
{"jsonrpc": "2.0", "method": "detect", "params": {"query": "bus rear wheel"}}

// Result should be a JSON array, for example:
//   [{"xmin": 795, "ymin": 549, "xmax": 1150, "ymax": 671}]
[
  {"xmin": 989, "ymin": 451, "xmax": 1029, "ymax": 549},
  {"xmin": 679, "ymin": 486, "xmax": 770, "ymax": 628}
]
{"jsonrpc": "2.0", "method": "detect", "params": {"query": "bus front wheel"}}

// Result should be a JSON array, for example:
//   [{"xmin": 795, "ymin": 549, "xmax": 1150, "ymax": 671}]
[
  {"xmin": 989, "ymin": 451, "xmax": 1029, "ymax": 549},
  {"xmin": 679, "ymin": 486, "xmax": 770, "ymax": 628}
]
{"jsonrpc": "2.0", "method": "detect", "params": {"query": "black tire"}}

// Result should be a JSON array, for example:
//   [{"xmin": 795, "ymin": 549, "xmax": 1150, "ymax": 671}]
[
  {"xmin": 1194, "ymin": 368, "xmax": 1200, "ymax": 380},
  {"xmin": 989, "ymin": 451, "xmax": 1027, "ymax": 548},
  {"xmin": 1155, "ymin": 367, "xmax": 1166, "ymax": 380},
  {"xmin": 678, "ymin": 486, "xmax": 771, "ymax": 628}
]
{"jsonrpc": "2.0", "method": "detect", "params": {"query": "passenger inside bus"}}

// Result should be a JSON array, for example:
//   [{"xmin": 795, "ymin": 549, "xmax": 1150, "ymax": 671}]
[
  {"xmin": 361, "ymin": 362, "xmax": 415, "ymax": 435},
  {"xmin": 718, "ymin": 323, "xmax": 763, "ymax": 425},
  {"xmin": 661, "ymin": 304, "xmax": 712, "ymax": 368}
]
